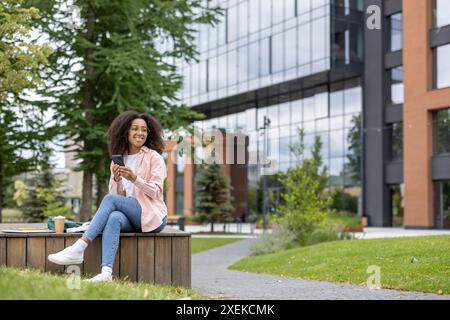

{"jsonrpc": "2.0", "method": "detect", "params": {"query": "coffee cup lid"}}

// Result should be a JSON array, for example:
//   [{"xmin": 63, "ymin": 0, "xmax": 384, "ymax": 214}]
[{"xmin": 53, "ymin": 216, "xmax": 66, "ymax": 220}]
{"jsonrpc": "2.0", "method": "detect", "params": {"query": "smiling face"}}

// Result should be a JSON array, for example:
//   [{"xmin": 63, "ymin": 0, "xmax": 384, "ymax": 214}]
[{"xmin": 127, "ymin": 118, "xmax": 148, "ymax": 152}]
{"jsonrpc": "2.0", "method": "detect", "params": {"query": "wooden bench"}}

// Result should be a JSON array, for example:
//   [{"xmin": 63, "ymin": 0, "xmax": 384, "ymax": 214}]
[{"xmin": 0, "ymin": 226, "xmax": 191, "ymax": 288}]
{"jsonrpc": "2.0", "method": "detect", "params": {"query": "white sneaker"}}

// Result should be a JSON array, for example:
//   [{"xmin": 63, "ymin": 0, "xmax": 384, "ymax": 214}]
[
  {"xmin": 48, "ymin": 246, "xmax": 84, "ymax": 265},
  {"xmin": 84, "ymin": 272, "xmax": 112, "ymax": 283}
]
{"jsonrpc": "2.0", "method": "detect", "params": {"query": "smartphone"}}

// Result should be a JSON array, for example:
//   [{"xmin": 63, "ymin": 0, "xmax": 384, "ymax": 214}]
[{"xmin": 112, "ymin": 155, "xmax": 125, "ymax": 166}]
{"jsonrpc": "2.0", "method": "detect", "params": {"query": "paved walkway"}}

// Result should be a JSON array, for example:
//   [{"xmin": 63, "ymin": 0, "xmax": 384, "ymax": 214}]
[{"xmin": 192, "ymin": 238, "xmax": 450, "ymax": 300}]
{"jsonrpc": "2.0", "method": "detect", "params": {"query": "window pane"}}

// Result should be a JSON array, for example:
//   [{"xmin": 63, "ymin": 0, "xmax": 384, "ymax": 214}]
[
  {"xmin": 228, "ymin": 50, "xmax": 238, "ymax": 86},
  {"xmin": 285, "ymin": 28, "xmax": 297, "ymax": 69},
  {"xmin": 272, "ymin": 33, "xmax": 284, "ymax": 73},
  {"xmin": 279, "ymin": 102, "xmax": 291, "ymax": 125},
  {"xmin": 312, "ymin": 17, "xmax": 327, "ymax": 61},
  {"xmin": 344, "ymin": 86, "xmax": 362, "ymax": 114},
  {"xmin": 330, "ymin": 90, "xmax": 344, "ymax": 116},
  {"xmin": 390, "ymin": 13, "xmax": 403, "ymax": 52},
  {"xmin": 238, "ymin": 1, "xmax": 249, "ymax": 38},
  {"xmin": 297, "ymin": 0, "xmax": 311, "ymax": 16},
  {"xmin": 436, "ymin": 109, "xmax": 450, "ymax": 154},
  {"xmin": 249, "ymin": 0, "xmax": 260, "ymax": 34},
  {"xmin": 390, "ymin": 122, "xmax": 403, "ymax": 160},
  {"xmin": 315, "ymin": 92, "xmax": 329, "ymax": 119},
  {"xmin": 273, "ymin": 0, "xmax": 284, "ymax": 25},
  {"xmin": 303, "ymin": 96, "xmax": 315, "ymax": 121},
  {"xmin": 436, "ymin": 0, "xmax": 450, "ymax": 28},
  {"xmin": 228, "ymin": 6, "xmax": 238, "ymax": 42},
  {"xmin": 261, "ymin": 0, "xmax": 272, "ymax": 29},
  {"xmin": 260, "ymin": 38, "xmax": 270, "ymax": 76},
  {"xmin": 217, "ymin": 54, "xmax": 227, "ymax": 89},
  {"xmin": 249, "ymin": 41, "xmax": 259, "ymax": 79},
  {"xmin": 437, "ymin": 44, "xmax": 450, "ymax": 89},
  {"xmin": 391, "ymin": 66, "xmax": 404, "ymax": 104},
  {"xmin": 285, "ymin": 0, "xmax": 296, "ymax": 20},
  {"xmin": 239, "ymin": 45, "xmax": 249, "ymax": 83},
  {"xmin": 298, "ymin": 23, "xmax": 311, "ymax": 66},
  {"xmin": 291, "ymin": 99, "xmax": 303, "ymax": 123}
]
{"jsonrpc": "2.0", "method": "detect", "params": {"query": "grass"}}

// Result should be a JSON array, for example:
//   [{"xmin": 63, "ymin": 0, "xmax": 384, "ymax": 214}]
[
  {"xmin": 0, "ymin": 267, "xmax": 207, "ymax": 300},
  {"xmin": 327, "ymin": 214, "xmax": 362, "ymax": 228},
  {"xmin": 192, "ymin": 238, "xmax": 243, "ymax": 254},
  {"xmin": 229, "ymin": 236, "xmax": 450, "ymax": 295}
]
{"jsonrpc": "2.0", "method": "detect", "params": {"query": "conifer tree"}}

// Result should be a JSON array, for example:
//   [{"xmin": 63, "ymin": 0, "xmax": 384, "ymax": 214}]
[{"xmin": 193, "ymin": 162, "xmax": 234, "ymax": 233}]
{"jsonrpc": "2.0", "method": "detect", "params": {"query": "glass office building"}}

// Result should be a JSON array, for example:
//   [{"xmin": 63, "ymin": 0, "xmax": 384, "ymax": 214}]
[{"xmin": 171, "ymin": 0, "xmax": 365, "ymax": 219}]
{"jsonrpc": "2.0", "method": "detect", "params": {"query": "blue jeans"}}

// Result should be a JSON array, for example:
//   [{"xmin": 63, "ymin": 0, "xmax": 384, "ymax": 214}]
[{"xmin": 84, "ymin": 194, "xmax": 167, "ymax": 268}]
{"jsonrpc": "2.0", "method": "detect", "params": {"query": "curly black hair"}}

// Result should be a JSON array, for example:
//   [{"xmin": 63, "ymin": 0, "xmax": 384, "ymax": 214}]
[{"xmin": 106, "ymin": 111, "xmax": 164, "ymax": 156}]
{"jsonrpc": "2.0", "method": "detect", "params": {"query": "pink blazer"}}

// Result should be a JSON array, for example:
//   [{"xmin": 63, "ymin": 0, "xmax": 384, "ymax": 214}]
[{"xmin": 108, "ymin": 146, "xmax": 168, "ymax": 232}]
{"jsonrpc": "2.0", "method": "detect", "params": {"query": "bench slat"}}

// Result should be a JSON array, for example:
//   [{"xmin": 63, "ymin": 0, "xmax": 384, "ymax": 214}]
[
  {"xmin": 155, "ymin": 237, "xmax": 171, "ymax": 286},
  {"xmin": 0, "ymin": 238, "xmax": 6, "ymax": 267},
  {"xmin": 172, "ymin": 236, "xmax": 190, "ymax": 288},
  {"xmin": 137, "ymin": 237, "xmax": 155, "ymax": 283},
  {"xmin": 7, "ymin": 238, "xmax": 26, "ymax": 268},
  {"xmin": 27, "ymin": 238, "xmax": 45, "ymax": 271},
  {"xmin": 46, "ymin": 237, "xmax": 65, "ymax": 273},
  {"xmin": 84, "ymin": 238, "xmax": 101, "ymax": 276},
  {"xmin": 113, "ymin": 244, "xmax": 120, "ymax": 278},
  {"xmin": 120, "ymin": 237, "xmax": 137, "ymax": 281}
]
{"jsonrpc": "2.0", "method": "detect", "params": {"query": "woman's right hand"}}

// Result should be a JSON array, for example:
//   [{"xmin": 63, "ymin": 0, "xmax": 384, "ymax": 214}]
[{"xmin": 112, "ymin": 164, "xmax": 122, "ymax": 182}]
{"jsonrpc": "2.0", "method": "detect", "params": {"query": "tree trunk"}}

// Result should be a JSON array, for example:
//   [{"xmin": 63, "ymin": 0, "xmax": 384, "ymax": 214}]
[
  {"xmin": 96, "ymin": 159, "xmax": 108, "ymax": 208},
  {"xmin": 80, "ymin": 2, "xmax": 96, "ymax": 221},
  {"xmin": 80, "ymin": 169, "xmax": 93, "ymax": 222},
  {"xmin": 210, "ymin": 221, "xmax": 214, "ymax": 233}
]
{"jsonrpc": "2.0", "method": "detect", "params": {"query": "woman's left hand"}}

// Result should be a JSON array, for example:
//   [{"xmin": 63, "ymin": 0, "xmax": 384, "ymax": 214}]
[{"xmin": 119, "ymin": 166, "xmax": 137, "ymax": 182}]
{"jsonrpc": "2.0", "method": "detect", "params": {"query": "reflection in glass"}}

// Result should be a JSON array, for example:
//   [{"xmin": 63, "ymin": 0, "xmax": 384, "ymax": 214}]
[
  {"xmin": 390, "ymin": 184, "xmax": 404, "ymax": 227},
  {"xmin": 239, "ymin": 45, "xmax": 249, "ymax": 83},
  {"xmin": 436, "ymin": 109, "xmax": 450, "ymax": 154},
  {"xmin": 390, "ymin": 122, "xmax": 403, "ymax": 160},
  {"xmin": 437, "ymin": 44, "xmax": 450, "ymax": 89},
  {"xmin": 297, "ymin": 0, "xmax": 311, "ymax": 16},
  {"xmin": 435, "ymin": 181, "xmax": 450, "ymax": 229},
  {"xmin": 273, "ymin": 0, "xmax": 284, "ymax": 25}
]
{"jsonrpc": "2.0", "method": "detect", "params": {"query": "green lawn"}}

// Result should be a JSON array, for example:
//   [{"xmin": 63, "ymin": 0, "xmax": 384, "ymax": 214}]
[
  {"xmin": 192, "ymin": 238, "xmax": 243, "ymax": 254},
  {"xmin": 0, "ymin": 267, "xmax": 207, "ymax": 300},
  {"xmin": 229, "ymin": 236, "xmax": 450, "ymax": 294}
]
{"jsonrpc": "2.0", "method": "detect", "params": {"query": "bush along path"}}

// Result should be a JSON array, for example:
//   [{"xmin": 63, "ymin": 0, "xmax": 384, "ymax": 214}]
[{"xmin": 192, "ymin": 238, "xmax": 450, "ymax": 300}]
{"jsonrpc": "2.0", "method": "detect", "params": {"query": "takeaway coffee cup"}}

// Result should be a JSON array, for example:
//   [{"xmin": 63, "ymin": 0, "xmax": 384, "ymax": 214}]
[{"xmin": 54, "ymin": 216, "xmax": 65, "ymax": 234}]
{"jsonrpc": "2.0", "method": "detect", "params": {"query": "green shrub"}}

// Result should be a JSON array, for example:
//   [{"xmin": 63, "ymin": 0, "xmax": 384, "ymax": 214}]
[
  {"xmin": 330, "ymin": 188, "xmax": 358, "ymax": 214},
  {"xmin": 250, "ymin": 222, "xmax": 298, "ymax": 256}
]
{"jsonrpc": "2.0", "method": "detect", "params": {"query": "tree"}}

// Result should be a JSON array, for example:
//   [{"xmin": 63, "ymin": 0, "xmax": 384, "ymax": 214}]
[
  {"xmin": 17, "ymin": 154, "xmax": 72, "ymax": 222},
  {"xmin": 277, "ymin": 128, "xmax": 334, "ymax": 246},
  {"xmin": 0, "ymin": 0, "xmax": 52, "ymax": 222},
  {"xmin": 26, "ymin": 0, "xmax": 221, "ymax": 221},
  {"xmin": 193, "ymin": 162, "xmax": 234, "ymax": 233}
]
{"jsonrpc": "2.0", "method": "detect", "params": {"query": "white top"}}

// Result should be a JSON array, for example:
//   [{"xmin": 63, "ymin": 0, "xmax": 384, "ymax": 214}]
[{"xmin": 122, "ymin": 153, "xmax": 139, "ymax": 198}]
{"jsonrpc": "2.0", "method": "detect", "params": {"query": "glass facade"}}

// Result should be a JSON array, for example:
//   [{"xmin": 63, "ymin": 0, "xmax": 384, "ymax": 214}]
[
  {"xmin": 436, "ymin": 44, "xmax": 450, "ymax": 89},
  {"xmin": 390, "ymin": 66, "xmax": 404, "ymax": 104},
  {"xmin": 177, "ymin": 0, "xmax": 332, "ymax": 106},
  {"xmin": 390, "ymin": 13, "xmax": 403, "ymax": 52},
  {"xmin": 194, "ymin": 78, "xmax": 362, "ymax": 190},
  {"xmin": 435, "ymin": 0, "xmax": 450, "ymax": 28}
]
